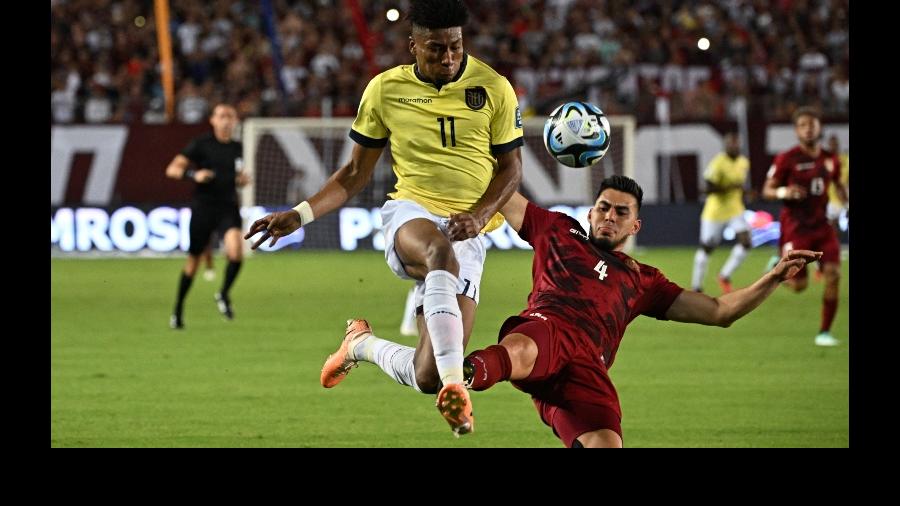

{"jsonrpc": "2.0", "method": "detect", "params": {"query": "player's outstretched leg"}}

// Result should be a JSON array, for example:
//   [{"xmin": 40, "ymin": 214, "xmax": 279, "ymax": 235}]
[
  {"xmin": 320, "ymin": 319, "xmax": 373, "ymax": 388},
  {"xmin": 436, "ymin": 383, "xmax": 474, "ymax": 437}
]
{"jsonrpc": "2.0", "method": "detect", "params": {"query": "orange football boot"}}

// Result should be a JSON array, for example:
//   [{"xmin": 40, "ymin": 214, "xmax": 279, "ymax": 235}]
[
  {"xmin": 436, "ymin": 383, "xmax": 474, "ymax": 437},
  {"xmin": 320, "ymin": 319, "xmax": 372, "ymax": 388}
]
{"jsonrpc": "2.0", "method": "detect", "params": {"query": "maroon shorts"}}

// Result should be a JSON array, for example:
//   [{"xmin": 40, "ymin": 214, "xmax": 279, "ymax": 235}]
[
  {"xmin": 779, "ymin": 225, "xmax": 840, "ymax": 279},
  {"xmin": 499, "ymin": 316, "xmax": 622, "ymax": 447}
]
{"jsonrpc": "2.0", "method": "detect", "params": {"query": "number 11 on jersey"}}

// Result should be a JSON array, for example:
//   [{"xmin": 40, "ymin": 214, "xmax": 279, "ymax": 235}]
[
  {"xmin": 594, "ymin": 260, "xmax": 608, "ymax": 280},
  {"xmin": 437, "ymin": 116, "xmax": 456, "ymax": 147}
]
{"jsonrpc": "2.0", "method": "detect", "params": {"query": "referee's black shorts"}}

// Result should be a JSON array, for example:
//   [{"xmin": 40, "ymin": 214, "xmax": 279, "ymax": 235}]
[{"xmin": 188, "ymin": 202, "xmax": 242, "ymax": 255}]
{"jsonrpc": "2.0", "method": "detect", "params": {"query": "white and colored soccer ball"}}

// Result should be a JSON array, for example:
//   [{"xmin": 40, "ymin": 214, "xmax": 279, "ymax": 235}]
[{"xmin": 543, "ymin": 101, "xmax": 611, "ymax": 168}]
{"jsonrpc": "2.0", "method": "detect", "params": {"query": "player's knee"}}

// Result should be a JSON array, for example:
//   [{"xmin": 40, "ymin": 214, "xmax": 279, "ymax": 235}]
[
  {"xmin": 501, "ymin": 335, "xmax": 538, "ymax": 378},
  {"xmin": 184, "ymin": 255, "xmax": 200, "ymax": 276},
  {"xmin": 424, "ymin": 240, "xmax": 459, "ymax": 275},
  {"xmin": 575, "ymin": 429, "xmax": 623, "ymax": 448}
]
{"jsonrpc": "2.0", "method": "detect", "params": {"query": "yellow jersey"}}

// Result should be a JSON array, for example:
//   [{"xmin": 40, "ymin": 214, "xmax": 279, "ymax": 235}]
[
  {"xmin": 350, "ymin": 54, "xmax": 524, "ymax": 232},
  {"xmin": 828, "ymin": 153, "xmax": 849, "ymax": 205},
  {"xmin": 701, "ymin": 152, "xmax": 749, "ymax": 221}
]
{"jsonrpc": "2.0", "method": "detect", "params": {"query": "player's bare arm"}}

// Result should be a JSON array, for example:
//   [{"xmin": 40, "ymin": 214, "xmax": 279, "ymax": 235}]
[
  {"xmin": 835, "ymin": 181, "xmax": 849, "ymax": 207},
  {"xmin": 498, "ymin": 191, "xmax": 530, "ymax": 233},
  {"xmin": 762, "ymin": 176, "xmax": 806, "ymax": 200},
  {"xmin": 448, "ymin": 147, "xmax": 522, "ymax": 240},
  {"xmin": 245, "ymin": 144, "xmax": 384, "ymax": 249},
  {"xmin": 665, "ymin": 249, "xmax": 822, "ymax": 327}
]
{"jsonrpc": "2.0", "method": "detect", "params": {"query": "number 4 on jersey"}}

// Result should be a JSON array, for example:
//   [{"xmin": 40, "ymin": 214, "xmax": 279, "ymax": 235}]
[{"xmin": 594, "ymin": 260, "xmax": 608, "ymax": 280}]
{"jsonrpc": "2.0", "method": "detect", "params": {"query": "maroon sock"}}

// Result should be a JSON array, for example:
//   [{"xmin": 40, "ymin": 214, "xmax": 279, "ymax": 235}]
[
  {"xmin": 465, "ymin": 345, "xmax": 512, "ymax": 391},
  {"xmin": 821, "ymin": 297, "xmax": 838, "ymax": 332}
]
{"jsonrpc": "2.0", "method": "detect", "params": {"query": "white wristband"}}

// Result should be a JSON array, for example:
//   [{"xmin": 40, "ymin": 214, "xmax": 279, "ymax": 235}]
[
  {"xmin": 292, "ymin": 201, "xmax": 315, "ymax": 227},
  {"xmin": 775, "ymin": 187, "xmax": 788, "ymax": 199}
]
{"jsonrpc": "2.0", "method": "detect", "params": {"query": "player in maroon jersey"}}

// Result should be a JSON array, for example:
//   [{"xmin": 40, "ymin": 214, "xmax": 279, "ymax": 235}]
[
  {"xmin": 462, "ymin": 175, "xmax": 821, "ymax": 447},
  {"xmin": 763, "ymin": 107, "xmax": 848, "ymax": 347}
]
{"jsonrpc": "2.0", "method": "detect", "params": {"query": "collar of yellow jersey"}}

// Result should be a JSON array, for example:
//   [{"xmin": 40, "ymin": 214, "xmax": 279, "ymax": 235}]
[{"xmin": 413, "ymin": 53, "xmax": 469, "ymax": 91}]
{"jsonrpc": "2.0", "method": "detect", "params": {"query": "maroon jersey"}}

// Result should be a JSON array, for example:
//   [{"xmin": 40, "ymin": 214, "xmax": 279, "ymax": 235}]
[
  {"xmin": 769, "ymin": 145, "xmax": 842, "ymax": 237},
  {"xmin": 516, "ymin": 202, "xmax": 684, "ymax": 369}
]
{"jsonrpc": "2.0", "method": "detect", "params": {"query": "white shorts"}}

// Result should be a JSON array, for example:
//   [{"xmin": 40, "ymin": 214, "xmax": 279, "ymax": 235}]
[
  {"xmin": 826, "ymin": 202, "xmax": 844, "ymax": 222},
  {"xmin": 700, "ymin": 215, "xmax": 749, "ymax": 246},
  {"xmin": 381, "ymin": 199, "xmax": 486, "ymax": 307}
]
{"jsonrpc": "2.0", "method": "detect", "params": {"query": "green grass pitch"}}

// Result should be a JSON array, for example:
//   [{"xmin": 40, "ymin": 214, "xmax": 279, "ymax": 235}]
[{"xmin": 51, "ymin": 247, "xmax": 849, "ymax": 447}]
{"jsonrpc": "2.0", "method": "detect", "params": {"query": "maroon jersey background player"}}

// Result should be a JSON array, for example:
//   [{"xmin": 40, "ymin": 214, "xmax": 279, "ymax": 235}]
[
  {"xmin": 463, "ymin": 175, "xmax": 822, "ymax": 447},
  {"xmin": 768, "ymin": 145, "xmax": 842, "ymax": 265},
  {"xmin": 763, "ymin": 107, "xmax": 848, "ymax": 347}
]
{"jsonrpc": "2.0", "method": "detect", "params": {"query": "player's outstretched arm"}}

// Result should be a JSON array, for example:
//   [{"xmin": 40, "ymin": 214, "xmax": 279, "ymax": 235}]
[
  {"xmin": 498, "ymin": 192, "xmax": 529, "ymax": 233},
  {"xmin": 448, "ymin": 148, "xmax": 522, "ymax": 240},
  {"xmin": 244, "ymin": 144, "xmax": 383, "ymax": 249},
  {"xmin": 665, "ymin": 249, "xmax": 822, "ymax": 327}
]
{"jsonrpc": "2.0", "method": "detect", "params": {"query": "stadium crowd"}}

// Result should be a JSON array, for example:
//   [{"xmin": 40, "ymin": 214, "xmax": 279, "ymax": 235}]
[{"xmin": 51, "ymin": 0, "xmax": 849, "ymax": 124}]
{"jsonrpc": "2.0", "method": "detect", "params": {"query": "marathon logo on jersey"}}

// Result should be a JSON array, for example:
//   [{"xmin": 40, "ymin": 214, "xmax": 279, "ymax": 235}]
[
  {"xmin": 398, "ymin": 97, "xmax": 433, "ymax": 104},
  {"xmin": 570, "ymin": 228, "xmax": 589, "ymax": 241},
  {"xmin": 795, "ymin": 162, "xmax": 816, "ymax": 171},
  {"xmin": 465, "ymin": 86, "xmax": 487, "ymax": 110},
  {"xmin": 528, "ymin": 312, "xmax": 548, "ymax": 321},
  {"xmin": 515, "ymin": 106, "xmax": 522, "ymax": 128}
]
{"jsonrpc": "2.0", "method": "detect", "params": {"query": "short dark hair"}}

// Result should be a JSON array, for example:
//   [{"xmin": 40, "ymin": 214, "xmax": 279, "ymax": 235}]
[
  {"xmin": 408, "ymin": 0, "xmax": 469, "ymax": 30},
  {"xmin": 597, "ymin": 175, "xmax": 644, "ymax": 210},
  {"xmin": 792, "ymin": 106, "xmax": 821, "ymax": 123},
  {"xmin": 210, "ymin": 103, "xmax": 237, "ymax": 116}
]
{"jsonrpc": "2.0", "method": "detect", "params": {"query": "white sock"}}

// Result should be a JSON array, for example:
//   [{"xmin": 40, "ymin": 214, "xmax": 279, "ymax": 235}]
[
  {"xmin": 720, "ymin": 244, "xmax": 748, "ymax": 279},
  {"xmin": 400, "ymin": 286, "xmax": 418, "ymax": 336},
  {"xmin": 691, "ymin": 248, "xmax": 709, "ymax": 290},
  {"xmin": 352, "ymin": 335, "xmax": 421, "ymax": 392},
  {"xmin": 423, "ymin": 270, "xmax": 464, "ymax": 386}
]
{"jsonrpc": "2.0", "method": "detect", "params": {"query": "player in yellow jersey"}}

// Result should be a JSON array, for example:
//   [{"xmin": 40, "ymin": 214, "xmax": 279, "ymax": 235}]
[
  {"xmin": 825, "ymin": 135, "xmax": 849, "ymax": 230},
  {"xmin": 691, "ymin": 133, "xmax": 752, "ymax": 294},
  {"xmin": 245, "ymin": 0, "xmax": 523, "ymax": 437}
]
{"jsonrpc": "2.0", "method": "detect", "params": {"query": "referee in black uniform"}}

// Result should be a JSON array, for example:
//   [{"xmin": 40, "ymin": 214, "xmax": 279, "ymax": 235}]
[{"xmin": 165, "ymin": 103, "xmax": 249, "ymax": 329}]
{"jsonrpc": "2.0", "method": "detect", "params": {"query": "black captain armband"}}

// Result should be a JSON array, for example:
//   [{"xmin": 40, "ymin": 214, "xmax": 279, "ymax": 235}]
[{"xmin": 183, "ymin": 169, "xmax": 197, "ymax": 180}]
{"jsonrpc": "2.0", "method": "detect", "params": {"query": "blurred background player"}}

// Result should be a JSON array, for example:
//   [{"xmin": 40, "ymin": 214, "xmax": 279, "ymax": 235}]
[
  {"xmin": 763, "ymin": 107, "xmax": 847, "ymax": 346},
  {"xmin": 201, "ymin": 242, "xmax": 216, "ymax": 282},
  {"xmin": 244, "ymin": 0, "xmax": 523, "ymax": 436},
  {"xmin": 462, "ymin": 176, "xmax": 822, "ymax": 447},
  {"xmin": 166, "ymin": 103, "xmax": 250, "ymax": 329},
  {"xmin": 825, "ymin": 134, "xmax": 849, "ymax": 230},
  {"xmin": 691, "ymin": 132, "xmax": 751, "ymax": 294},
  {"xmin": 400, "ymin": 286, "xmax": 419, "ymax": 337}
]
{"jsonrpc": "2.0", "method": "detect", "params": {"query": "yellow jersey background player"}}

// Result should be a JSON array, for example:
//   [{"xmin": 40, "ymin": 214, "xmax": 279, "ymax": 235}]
[
  {"xmin": 691, "ymin": 132, "xmax": 752, "ymax": 294},
  {"xmin": 245, "ymin": 0, "xmax": 523, "ymax": 437},
  {"xmin": 826, "ymin": 134, "xmax": 849, "ymax": 228}
]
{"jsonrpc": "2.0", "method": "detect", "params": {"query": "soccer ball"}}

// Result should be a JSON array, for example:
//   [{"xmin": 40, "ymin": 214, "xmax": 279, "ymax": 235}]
[{"xmin": 543, "ymin": 101, "xmax": 611, "ymax": 168}]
